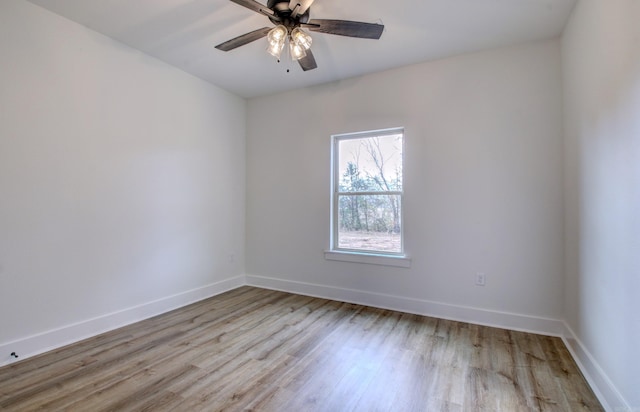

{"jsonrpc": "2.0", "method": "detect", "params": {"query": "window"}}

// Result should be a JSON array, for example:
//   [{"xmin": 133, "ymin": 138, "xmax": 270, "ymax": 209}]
[{"xmin": 329, "ymin": 128, "xmax": 406, "ymax": 262}]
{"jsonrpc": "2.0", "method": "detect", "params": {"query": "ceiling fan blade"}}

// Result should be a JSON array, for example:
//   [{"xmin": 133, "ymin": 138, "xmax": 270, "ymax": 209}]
[
  {"xmin": 289, "ymin": 0, "xmax": 314, "ymax": 17},
  {"xmin": 215, "ymin": 27, "xmax": 272, "ymax": 51},
  {"xmin": 230, "ymin": 0, "xmax": 274, "ymax": 17},
  {"xmin": 298, "ymin": 49, "xmax": 317, "ymax": 71},
  {"xmin": 305, "ymin": 19, "xmax": 384, "ymax": 39}
]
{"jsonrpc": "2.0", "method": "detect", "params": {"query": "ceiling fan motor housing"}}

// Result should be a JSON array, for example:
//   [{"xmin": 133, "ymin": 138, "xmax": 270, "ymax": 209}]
[{"xmin": 267, "ymin": 0, "xmax": 310, "ymax": 26}]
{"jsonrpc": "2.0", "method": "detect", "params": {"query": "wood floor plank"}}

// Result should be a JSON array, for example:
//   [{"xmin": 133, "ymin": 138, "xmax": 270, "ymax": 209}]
[{"xmin": 0, "ymin": 287, "xmax": 603, "ymax": 411}]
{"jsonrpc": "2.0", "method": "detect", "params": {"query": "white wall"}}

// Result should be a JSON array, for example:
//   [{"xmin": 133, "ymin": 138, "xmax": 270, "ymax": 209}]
[
  {"xmin": 0, "ymin": 0, "xmax": 246, "ymax": 364},
  {"xmin": 246, "ymin": 40, "xmax": 565, "ymax": 331},
  {"xmin": 562, "ymin": 0, "xmax": 640, "ymax": 409}
]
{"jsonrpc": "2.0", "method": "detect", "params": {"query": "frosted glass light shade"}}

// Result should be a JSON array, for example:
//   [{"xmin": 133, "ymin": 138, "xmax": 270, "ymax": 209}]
[
  {"xmin": 266, "ymin": 25, "xmax": 287, "ymax": 59},
  {"xmin": 291, "ymin": 27, "xmax": 312, "ymax": 50},
  {"xmin": 289, "ymin": 38, "xmax": 307, "ymax": 60},
  {"xmin": 267, "ymin": 39, "xmax": 285, "ymax": 59},
  {"xmin": 267, "ymin": 25, "xmax": 287, "ymax": 44}
]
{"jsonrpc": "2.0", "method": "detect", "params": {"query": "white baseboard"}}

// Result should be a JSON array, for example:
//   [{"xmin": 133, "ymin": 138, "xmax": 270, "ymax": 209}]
[
  {"xmin": 561, "ymin": 323, "xmax": 632, "ymax": 412},
  {"xmin": 0, "ymin": 275, "xmax": 245, "ymax": 367},
  {"xmin": 245, "ymin": 275, "xmax": 565, "ymax": 337}
]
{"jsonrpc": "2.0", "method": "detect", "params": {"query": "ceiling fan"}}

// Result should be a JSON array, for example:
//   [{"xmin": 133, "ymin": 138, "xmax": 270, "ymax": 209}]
[{"xmin": 215, "ymin": 0, "xmax": 384, "ymax": 71}]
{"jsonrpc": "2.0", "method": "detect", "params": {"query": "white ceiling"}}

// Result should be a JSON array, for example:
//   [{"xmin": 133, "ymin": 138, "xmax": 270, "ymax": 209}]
[{"xmin": 26, "ymin": 0, "xmax": 577, "ymax": 98}]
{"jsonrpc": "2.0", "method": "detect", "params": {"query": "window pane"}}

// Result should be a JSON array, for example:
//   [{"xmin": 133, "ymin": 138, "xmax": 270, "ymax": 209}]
[
  {"xmin": 337, "ymin": 194, "xmax": 401, "ymax": 253},
  {"xmin": 337, "ymin": 134, "xmax": 403, "ymax": 193}
]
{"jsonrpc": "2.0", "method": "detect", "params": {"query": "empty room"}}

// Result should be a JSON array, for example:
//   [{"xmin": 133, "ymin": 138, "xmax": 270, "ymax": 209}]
[{"xmin": 0, "ymin": 0, "xmax": 638, "ymax": 410}]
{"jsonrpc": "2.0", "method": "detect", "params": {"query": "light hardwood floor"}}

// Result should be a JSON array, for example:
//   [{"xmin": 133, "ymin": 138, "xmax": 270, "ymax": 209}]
[{"xmin": 0, "ymin": 287, "xmax": 602, "ymax": 411}]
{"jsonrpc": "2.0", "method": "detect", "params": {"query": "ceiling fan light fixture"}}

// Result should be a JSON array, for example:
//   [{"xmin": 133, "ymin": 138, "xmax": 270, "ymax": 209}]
[
  {"xmin": 217, "ymin": 0, "xmax": 386, "ymax": 72},
  {"xmin": 289, "ymin": 37, "xmax": 307, "ymax": 60},
  {"xmin": 266, "ymin": 25, "xmax": 287, "ymax": 58},
  {"xmin": 291, "ymin": 27, "xmax": 312, "ymax": 50},
  {"xmin": 267, "ymin": 25, "xmax": 287, "ymax": 43},
  {"xmin": 266, "ymin": 38, "xmax": 285, "ymax": 59}
]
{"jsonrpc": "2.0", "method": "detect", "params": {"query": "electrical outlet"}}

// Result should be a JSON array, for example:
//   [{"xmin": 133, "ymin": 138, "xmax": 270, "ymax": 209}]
[{"xmin": 476, "ymin": 273, "xmax": 486, "ymax": 286}]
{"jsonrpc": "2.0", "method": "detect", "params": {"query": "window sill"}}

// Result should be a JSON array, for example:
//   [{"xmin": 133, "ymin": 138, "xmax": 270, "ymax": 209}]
[{"xmin": 324, "ymin": 250, "xmax": 412, "ymax": 268}]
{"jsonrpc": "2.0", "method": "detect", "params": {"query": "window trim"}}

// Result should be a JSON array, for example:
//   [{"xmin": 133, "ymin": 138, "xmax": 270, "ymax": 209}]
[
  {"xmin": 324, "ymin": 249, "xmax": 412, "ymax": 268},
  {"xmin": 329, "ymin": 127, "xmax": 408, "ymax": 264}
]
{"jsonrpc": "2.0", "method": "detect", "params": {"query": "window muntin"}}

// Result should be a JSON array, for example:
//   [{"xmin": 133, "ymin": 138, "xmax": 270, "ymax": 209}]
[{"xmin": 332, "ymin": 128, "xmax": 404, "ymax": 256}]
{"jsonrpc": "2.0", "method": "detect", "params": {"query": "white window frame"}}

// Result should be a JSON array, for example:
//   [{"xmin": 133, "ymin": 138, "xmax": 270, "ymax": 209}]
[{"xmin": 325, "ymin": 127, "xmax": 411, "ymax": 268}]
